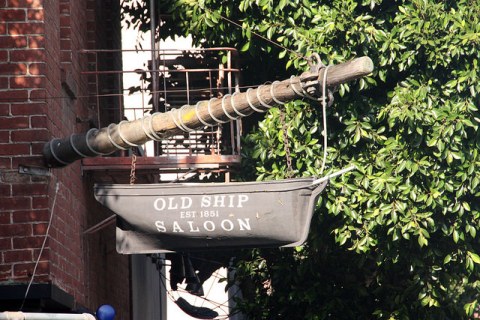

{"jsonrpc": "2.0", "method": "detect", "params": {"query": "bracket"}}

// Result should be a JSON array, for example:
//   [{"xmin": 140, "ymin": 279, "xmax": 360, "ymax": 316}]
[{"xmin": 18, "ymin": 165, "xmax": 51, "ymax": 177}]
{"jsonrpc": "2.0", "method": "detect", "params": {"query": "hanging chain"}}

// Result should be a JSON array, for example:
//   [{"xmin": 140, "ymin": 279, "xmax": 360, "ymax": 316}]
[
  {"xmin": 129, "ymin": 152, "xmax": 137, "ymax": 185},
  {"xmin": 280, "ymin": 111, "xmax": 293, "ymax": 178}
]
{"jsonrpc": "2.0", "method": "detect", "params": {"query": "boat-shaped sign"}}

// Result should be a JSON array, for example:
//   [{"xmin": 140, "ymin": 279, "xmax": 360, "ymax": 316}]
[{"xmin": 94, "ymin": 178, "xmax": 328, "ymax": 253}]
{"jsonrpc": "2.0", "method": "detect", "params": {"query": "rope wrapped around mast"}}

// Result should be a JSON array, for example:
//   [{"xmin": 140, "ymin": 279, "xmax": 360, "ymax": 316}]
[{"xmin": 43, "ymin": 56, "xmax": 373, "ymax": 168}]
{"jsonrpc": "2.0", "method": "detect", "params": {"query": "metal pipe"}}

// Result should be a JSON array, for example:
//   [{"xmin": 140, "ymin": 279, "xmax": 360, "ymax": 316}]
[
  {"xmin": 43, "ymin": 56, "xmax": 374, "ymax": 168},
  {"xmin": 0, "ymin": 312, "xmax": 96, "ymax": 320},
  {"xmin": 150, "ymin": 0, "xmax": 159, "ymax": 113}
]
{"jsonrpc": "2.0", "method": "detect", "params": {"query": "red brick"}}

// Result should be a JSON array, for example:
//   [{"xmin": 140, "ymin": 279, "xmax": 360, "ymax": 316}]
[
  {"xmin": 31, "ymin": 196, "xmax": 47, "ymax": 209},
  {"xmin": 0, "ymin": 50, "xmax": 6, "ymax": 62},
  {"xmin": 8, "ymin": 22, "xmax": 44, "ymax": 36},
  {"xmin": 27, "ymin": 62, "xmax": 45, "ymax": 75},
  {"xmin": 60, "ymin": 16, "xmax": 69, "ymax": 27},
  {"xmin": 12, "ymin": 155, "xmax": 44, "ymax": 167},
  {"xmin": 33, "ymin": 247, "xmax": 48, "ymax": 260},
  {"xmin": 30, "ymin": 141, "xmax": 44, "ymax": 154},
  {"xmin": 0, "ymin": 35, "xmax": 27, "ymax": 48},
  {"xmin": 0, "ymin": 143, "xmax": 30, "ymax": 155},
  {"xmin": 11, "ymin": 128, "xmax": 48, "ymax": 141},
  {"xmin": 3, "ymin": 249, "xmax": 33, "ymax": 263},
  {"xmin": 0, "ymin": 116, "xmax": 29, "ymax": 129},
  {"xmin": 12, "ymin": 235, "xmax": 44, "ymax": 249},
  {"xmin": 0, "ymin": 90, "xmax": 28, "ymax": 101},
  {"xmin": 9, "ymin": 75, "xmax": 44, "ymax": 88},
  {"xmin": 0, "ymin": 158, "xmax": 11, "ymax": 168},
  {"xmin": 29, "ymin": 89, "xmax": 45, "ymax": 101},
  {"xmin": 9, "ymin": 49, "xmax": 44, "ymax": 62},
  {"xmin": 12, "ymin": 182, "xmax": 48, "ymax": 195},
  {"xmin": 12, "ymin": 209, "xmax": 49, "ymax": 223},
  {"xmin": 0, "ymin": 238, "xmax": 11, "ymax": 250},
  {"xmin": 0, "ymin": 265, "xmax": 12, "ymax": 280},
  {"xmin": 0, "ymin": 63, "xmax": 28, "ymax": 75},
  {"xmin": 60, "ymin": 39, "xmax": 70, "ymax": 50},
  {"xmin": 27, "ymin": 8, "xmax": 43, "ymax": 21},
  {"xmin": 0, "ymin": 104, "xmax": 8, "ymax": 116},
  {"xmin": 59, "ymin": 3, "xmax": 69, "ymax": 14},
  {"xmin": 0, "ymin": 131, "xmax": 9, "ymax": 142},
  {"xmin": 60, "ymin": 51, "xmax": 71, "ymax": 62},
  {"xmin": 0, "ymin": 223, "xmax": 32, "ymax": 236},
  {"xmin": 7, "ymin": 0, "xmax": 44, "ymax": 8},
  {"xmin": 0, "ymin": 212, "xmax": 10, "ymax": 223},
  {"xmin": 0, "ymin": 77, "xmax": 7, "ymax": 89},
  {"xmin": 27, "ymin": 35, "xmax": 43, "ymax": 48},
  {"xmin": 13, "ymin": 261, "xmax": 48, "ymax": 278},
  {"xmin": 30, "ymin": 114, "xmax": 46, "ymax": 127},
  {"xmin": 32, "ymin": 222, "xmax": 47, "ymax": 235},
  {"xmin": 0, "ymin": 197, "xmax": 32, "ymax": 210},
  {"xmin": 0, "ymin": 9, "xmax": 26, "ymax": 21},
  {"xmin": 60, "ymin": 27, "xmax": 70, "ymax": 39},
  {"xmin": 0, "ymin": 23, "xmax": 5, "ymax": 35},
  {"xmin": 10, "ymin": 102, "xmax": 45, "ymax": 115}
]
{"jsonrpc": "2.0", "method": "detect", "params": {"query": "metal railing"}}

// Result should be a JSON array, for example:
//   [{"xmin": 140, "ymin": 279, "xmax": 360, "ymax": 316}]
[{"xmin": 80, "ymin": 47, "xmax": 241, "ymax": 159}]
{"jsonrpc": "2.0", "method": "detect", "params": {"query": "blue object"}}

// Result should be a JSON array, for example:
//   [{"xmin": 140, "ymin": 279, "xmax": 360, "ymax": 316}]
[{"xmin": 96, "ymin": 304, "xmax": 116, "ymax": 320}]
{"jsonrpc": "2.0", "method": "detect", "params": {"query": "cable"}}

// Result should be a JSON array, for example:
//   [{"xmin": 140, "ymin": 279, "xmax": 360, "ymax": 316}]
[
  {"xmin": 204, "ymin": 7, "xmax": 305, "ymax": 60},
  {"xmin": 20, "ymin": 181, "xmax": 60, "ymax": 311}
]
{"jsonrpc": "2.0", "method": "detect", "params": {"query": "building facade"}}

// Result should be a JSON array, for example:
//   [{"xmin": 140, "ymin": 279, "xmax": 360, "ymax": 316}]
[{"xmin": 0, "ymin": 0, "xmax": 130, "ymax": 316}]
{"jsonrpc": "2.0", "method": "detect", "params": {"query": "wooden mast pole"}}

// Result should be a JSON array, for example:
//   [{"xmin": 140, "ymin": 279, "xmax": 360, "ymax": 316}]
[{"xmin": 43, "ymin": 56, "xmax": 373, "ymax": 167}]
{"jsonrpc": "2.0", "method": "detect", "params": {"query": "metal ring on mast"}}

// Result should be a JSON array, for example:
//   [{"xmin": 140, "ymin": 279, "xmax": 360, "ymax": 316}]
[
  {"xmin": 256, "ymin": 85, "xmax": 274, "ymax": 109},
  {"xmin": 207, "ymin": 98, "xmax": 229, "ymax": 124},
  {"xmin": 107, "ymin": 123, "xmax": 129, "ymax": 150},
  {"xmin": 230, "ymin": 92, "xmax": 248, "ymax": 117},
  {"xmin": 246, "ymin": 88, "xmax": 265, "ymax": 113},
  {"xmin": 117, "ymin": 121, "xmax": 140, "ymax": 147},
  {"xmin": 69, "ymin": 134, "xmax": 90, "ymax": 157},
  {"xmin": 270, "ymin": 81, "xmax": 286, "ymax": 105},
  {"xmin": 195, "ymin": 101, "xmax": 215, "ymax": 127},
  {"xmin": 85, "ymin": 128, "xmax": 111, "ymax": 155}
]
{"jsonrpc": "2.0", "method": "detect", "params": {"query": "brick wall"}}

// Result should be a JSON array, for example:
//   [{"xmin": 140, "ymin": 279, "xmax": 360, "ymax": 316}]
[{"xmin": 0, "ymin": 0, "xmax": 129, "ymax": 316}]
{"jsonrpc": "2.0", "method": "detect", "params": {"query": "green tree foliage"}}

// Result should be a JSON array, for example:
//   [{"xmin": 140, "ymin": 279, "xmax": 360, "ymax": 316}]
[{"xmin": 123, "ymin": 0, "xmax": 480, "ymax": 318}]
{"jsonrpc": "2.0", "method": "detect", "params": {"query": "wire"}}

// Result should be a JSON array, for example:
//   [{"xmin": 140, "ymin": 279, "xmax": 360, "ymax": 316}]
[
  {"xmin": 0, "ymin": 84, "xmax": 263, "ymax": 103},
  {"xmin": 206, "ymin": 7, "xmax": 305, "ymax": 60},
  {"xmin": 20, "ymin": 180, "xmax": 60, "ymax": 311}
]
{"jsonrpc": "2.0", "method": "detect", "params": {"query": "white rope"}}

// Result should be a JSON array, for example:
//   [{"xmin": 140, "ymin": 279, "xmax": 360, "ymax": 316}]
[
  {"xmin": 107, "ymin": 123, "xmax": 129, "ymax": 150},
  {"xmin": 148, "ymin": 113, "xmax": 167, "ymax": 140},
  {"xmin": 117, "ymin": 121, "xmax": 140, "ymax": 147},
  {"xmin": 246, "ymin": 88, "xmax": 265, "ymax": 113},
  {"xmin": 319, "ymin": 65, "xmax": 331, "ymax": 175},
  {"xmin": 230, "ymin": 92, "xmax": 248, "ymax": 117},
  {"xmin": 21, "ymin": 181, "xmax": 59, "ymax": 311},
  {"xmin": 85, "ymin": 128, "xmax": 110, "ymax": 155},
  {"xmin": 311, "ymin": 165, "xmax": 356, "ymax": 186},
  {"xmin": 221, "ymin": 94, "xmax": 238, "ymax": 120},
  {"xmin": 69, "ymin": 134, "xmax": 90, "ymax": 157},
  {"xmin": 141, "ymin": 115, "xmax": 163, "ymax": 141},
  {"xmin": 256, "ymin": 85, "xmax": 274, "ymax": 109},
  {"xmin": 270, "ymin": 81, "xmax": 285, "ymax": 105},
  {"xmin": 195, "ymin": 101, "xmax": 215, "ymax": 127},
  {"xmin": 207, "ymin": 98, "xmax": 229, "ymax": 123},
  {"xmin": 172, "ymin": 106, "xmax": 196, "ymax": 132}
]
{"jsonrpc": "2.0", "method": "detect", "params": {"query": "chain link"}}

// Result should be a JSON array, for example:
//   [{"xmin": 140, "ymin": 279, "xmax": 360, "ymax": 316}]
[
  {"xmin": 280, "ymin": 111, "xmax": 293, "ymax": 178},
  {"xmin": 129, "ymin": 153, "xmax": 137, "ymax": 185}
]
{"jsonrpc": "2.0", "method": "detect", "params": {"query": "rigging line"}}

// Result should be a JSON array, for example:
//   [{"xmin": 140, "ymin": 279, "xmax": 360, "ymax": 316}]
[
  {"xmin": 0, "ymin": 84, "xmax": 266, "ymax": 102},
  {"xmin": 20, "ymin": 179, "xmax": 60, "ymax": 311},
  {"xmin": 319, "ymin": 65, "xmax": 331, "ymax": 175},
  {"xmin": 203, "ymin": 7, "xmax": 305, "ymax": 60}
]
